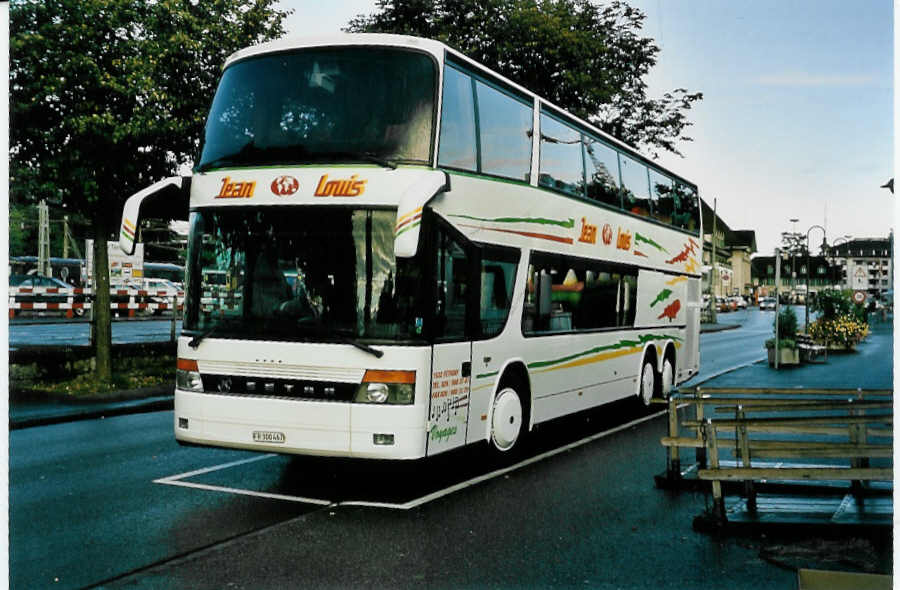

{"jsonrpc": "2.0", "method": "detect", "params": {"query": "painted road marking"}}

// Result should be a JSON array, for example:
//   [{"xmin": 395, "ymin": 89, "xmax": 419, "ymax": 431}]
[
  {"xmin": 340, "ymin": 408, "xmax": 668, "ymax": 510},
  {"xmin": 153, "ymin": 454, "xmax": 333, "ymax": 506},
  {"xmin": 153, "ymin": 410, "xmax": 667, "ymax": 510}
]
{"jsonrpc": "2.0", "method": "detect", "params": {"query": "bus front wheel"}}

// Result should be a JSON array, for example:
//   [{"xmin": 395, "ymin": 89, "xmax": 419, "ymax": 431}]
[{"xmin": 490, "ymin": 387, "xmax": 523, "ymax": 453}]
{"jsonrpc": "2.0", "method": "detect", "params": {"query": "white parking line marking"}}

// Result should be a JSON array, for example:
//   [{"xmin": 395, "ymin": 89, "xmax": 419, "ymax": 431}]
[
  {"xmin": 154, "ymin": 453, "xmax": 335, "ymax": 506},
  {"xmin": 158, "ymin": 479, "xmax": 333, "ymax": 506},
  {"xmin": 340, "ymin": 408, "xmax": 668, "ymax": 510},
  {"xmin": 154, "ymin": 409, "xmax": 667, "ymax": 509},
  {"xmin": 154, "ymin": 454, "xmax": 277, "ymax": 483}
]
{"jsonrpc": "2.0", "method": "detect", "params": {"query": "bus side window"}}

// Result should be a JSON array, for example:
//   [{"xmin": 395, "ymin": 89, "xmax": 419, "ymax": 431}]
[
  {"xmin": 584, "ymin": 137, "xmax": 622, "ymax": 209},
  {"xmin": 437, "ymin": 66, "xmax": 477, "ymax": 171},
  {"xmin": 480, "ymin": 249, "xmax": 518, "ymax": 338},
  {"xmin": 475, "ymin": 80, "xmax": 533, "ymax": 182},
  {"xmin": 619, "ymin": 153, "xmax": 651, "ymax": 218},
  {"xmin": 650, "ymin": 169, "xmax": 674, "ymax": 225},
  {"xmin": 619, "ymin": 273, "xmax": 638, "ymax": 326},
  {"xmin": 539, "ymin": 112, "xmax": 584, "ymax": 197},
  {"xmin": 434, "ymin": 226, "xmax": 470, "ymax": 340},
  {"xmin": 673, "ymin": 183, "xmax": 700, "ymax": 231}
]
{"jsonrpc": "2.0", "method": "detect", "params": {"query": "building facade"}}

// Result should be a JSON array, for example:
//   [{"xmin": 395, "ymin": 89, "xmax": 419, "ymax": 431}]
[
  {"xmin": 828, "ymin": 236, "xmax": 893, "ymax": 298},
  {"xmin": 751, "ymin": 254, "xmax": 842, "ymax": 302},
  {"xmin": 700, "ymin": 200, "xmax": 757, "ymax": 297}
]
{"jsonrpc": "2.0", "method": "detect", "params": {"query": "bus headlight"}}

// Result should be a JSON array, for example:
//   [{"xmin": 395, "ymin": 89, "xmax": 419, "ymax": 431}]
[
  {"xmin": 176, "ymin": 358, "xmax": 204, "ymax": 392},
  {"xmin": 354, "ymin": 370, "xmax": 415, "ymax": 405}
]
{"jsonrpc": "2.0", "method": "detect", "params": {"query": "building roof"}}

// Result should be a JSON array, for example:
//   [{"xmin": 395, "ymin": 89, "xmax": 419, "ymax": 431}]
[
  {"xmin": 729, "ymin": 230, "xmax": 757, "ymax": 253},
  {"xmin": 831, "ymin": 238, "xmax": 891, "ymax": 258}
]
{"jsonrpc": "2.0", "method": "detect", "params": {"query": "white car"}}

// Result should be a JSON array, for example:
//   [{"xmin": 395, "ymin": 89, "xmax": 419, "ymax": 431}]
[{"xmin": 142, "ymin": 278, "xmax": 184, "ymax": 313}]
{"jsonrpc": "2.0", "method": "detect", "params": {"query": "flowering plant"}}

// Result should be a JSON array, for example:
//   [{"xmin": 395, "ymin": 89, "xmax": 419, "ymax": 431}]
[{"xmin": 808, "ymin": 314, "xmax": 869, "ymax": 348}]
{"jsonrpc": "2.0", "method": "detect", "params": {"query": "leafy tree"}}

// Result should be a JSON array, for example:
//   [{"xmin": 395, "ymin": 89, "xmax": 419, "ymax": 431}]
[
  {"xmin": 347, "ymin": 0, "xmax": 703, "ymax": 157},
  {"xmin": 10, "ymin": 0, "xmax": 289, "ymax": 381}
]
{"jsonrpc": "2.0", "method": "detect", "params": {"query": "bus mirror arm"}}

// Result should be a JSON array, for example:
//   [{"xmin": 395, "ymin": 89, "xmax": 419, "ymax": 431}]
[
  {"xmin": 394, "ymin": 171, "xmax": 451, "ymax": 258},
  {"xmin": 119, "ymin": 176, "xmax": 191, "ymax": 255}
]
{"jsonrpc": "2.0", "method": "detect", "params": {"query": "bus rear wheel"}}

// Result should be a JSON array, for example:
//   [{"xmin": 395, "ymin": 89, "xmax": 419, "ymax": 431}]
[
  {"xmin": 639, "ymin": 359, "xmax": 657, "ymax": 406},
  {"xmin": 490, "ymin": 387, "xmax": 524, "ymax": 453},
  {"xmin": 661, "ymin": 357, "xmax": 675, "ymax": 399}
]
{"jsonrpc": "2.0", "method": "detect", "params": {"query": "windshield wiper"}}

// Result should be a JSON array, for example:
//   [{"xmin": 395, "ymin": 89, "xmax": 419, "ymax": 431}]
[
  {"xmin": 333, "ymin": 330, "xmax": 384, "ymax": 358},
  {"xmin": 188, "ymin": 324, "xmax": 218, "ymax": 349},
  {"xmin": 188, "ymin": 319, "xmax": 239, "ymax": 349}
]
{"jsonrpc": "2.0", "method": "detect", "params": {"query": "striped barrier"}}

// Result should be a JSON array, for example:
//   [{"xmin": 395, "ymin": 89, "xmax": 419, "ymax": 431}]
[{"xmin": 9, "ymin": 287, "xmax": 184, "ymax": 318}]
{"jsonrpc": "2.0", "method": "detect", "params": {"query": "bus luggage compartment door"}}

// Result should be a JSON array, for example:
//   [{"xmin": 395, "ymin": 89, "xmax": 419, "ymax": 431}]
[{"xmin": 426, "ymin": 342, "xmax": 471, "ymax": 455}]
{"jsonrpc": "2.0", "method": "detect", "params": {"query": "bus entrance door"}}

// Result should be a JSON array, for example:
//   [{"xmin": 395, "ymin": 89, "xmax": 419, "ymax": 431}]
[{"xmin": 426, "ymin": 342, "xmax": 472, "ymax": 455}]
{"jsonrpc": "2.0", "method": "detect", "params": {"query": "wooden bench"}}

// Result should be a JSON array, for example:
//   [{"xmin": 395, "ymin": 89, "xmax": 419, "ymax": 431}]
[{"xmin": 796, "ymin": 333, "xmax": 826, "ymax": 363}]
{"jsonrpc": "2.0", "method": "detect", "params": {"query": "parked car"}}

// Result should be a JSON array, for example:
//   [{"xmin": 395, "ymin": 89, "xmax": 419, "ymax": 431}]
[
  {"xmin": 141, "ymin": 277, "xmax": 184, "ymax": 314},
  {"xmin": 760, "ymin": 297, "xmax": 776, "ymax": 311},
  {"xmin": 10, "ymin": 274, "xmax": 86, "ymax": 316}
]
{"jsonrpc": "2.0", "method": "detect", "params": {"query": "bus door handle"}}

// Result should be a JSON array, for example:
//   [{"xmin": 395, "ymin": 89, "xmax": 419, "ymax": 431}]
[{"xmin": 461, "ymin": 361, "xmax": 471, "ymax": 378}]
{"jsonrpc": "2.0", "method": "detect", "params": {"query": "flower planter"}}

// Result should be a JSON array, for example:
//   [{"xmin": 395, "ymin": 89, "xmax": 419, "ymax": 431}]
[{"xmin": 767, "ymin": 346, "xmax": 800, "ymax": 367}]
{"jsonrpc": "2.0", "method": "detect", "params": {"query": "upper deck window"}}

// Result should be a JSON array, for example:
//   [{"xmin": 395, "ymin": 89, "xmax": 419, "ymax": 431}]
[
  {"xmin": 474, "ymin": 80, "xmax": 533, "ymax": 181},
  {"xmin": 198, "ymin": 48, "xmax": 436, "ymax": 171},
  {"xmin": 539, "ymin": 113, "xmax": 583, "ymax": 197}
]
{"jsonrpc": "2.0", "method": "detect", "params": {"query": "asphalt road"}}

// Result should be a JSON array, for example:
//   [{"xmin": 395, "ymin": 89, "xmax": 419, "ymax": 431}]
[
  {"xmin": 8, "ymin": 309, "xmax": 842, "ymax": 589},
  {"xmin": 9, "ymin": 318, "xmax": 182, "ymax": 349}
]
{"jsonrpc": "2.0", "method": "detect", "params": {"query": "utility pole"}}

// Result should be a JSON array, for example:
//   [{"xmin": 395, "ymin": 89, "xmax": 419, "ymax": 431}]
[
  {"xmin": 63, "ymin": 215, "xmax": 69, "ymax": 258},
  {"xmin": 708, "ymin": 198, "xmax": 718, "ymax": 322},
  {"xmin": 38, "ymin": 200, "xmax": 51, "ymax": 276}
]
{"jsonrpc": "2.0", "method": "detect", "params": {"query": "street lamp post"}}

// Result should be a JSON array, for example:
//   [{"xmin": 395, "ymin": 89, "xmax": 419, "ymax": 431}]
[{"xmin": 805, "ymin": 224, "xmax": 827, "ymax": 331}]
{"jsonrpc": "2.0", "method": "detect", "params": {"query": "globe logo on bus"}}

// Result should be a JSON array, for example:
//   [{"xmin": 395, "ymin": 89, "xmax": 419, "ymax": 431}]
[{"xmin": 271, "ymin": 175, "xmax": 299, "ymax": 196}]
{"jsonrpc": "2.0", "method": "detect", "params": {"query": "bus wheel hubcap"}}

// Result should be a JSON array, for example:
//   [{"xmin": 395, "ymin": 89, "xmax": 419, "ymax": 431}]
[
  {"xmin": 640, "ymin": 363, "xmax": 655, "ymax": 405},
  {"xmin": 491, "ymin": 388, "xmax": 522, "ymax": 451}
]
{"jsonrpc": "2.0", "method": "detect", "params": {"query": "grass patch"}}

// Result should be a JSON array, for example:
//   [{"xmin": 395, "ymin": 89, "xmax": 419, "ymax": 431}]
[{"xmin": 12, "ymin": 354, "xmax": 175, "ymax": 398}]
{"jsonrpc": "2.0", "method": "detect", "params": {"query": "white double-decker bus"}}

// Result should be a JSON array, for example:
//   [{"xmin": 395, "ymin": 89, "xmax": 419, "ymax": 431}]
[{"xmin": 120, "ymin": 34, "xmax": 702, "ymax": 459}]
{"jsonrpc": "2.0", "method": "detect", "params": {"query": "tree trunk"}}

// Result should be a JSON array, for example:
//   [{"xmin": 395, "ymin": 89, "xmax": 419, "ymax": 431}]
[{"xmin": 92, "ymin": 212, "xmax": 113, "ymax": 382}]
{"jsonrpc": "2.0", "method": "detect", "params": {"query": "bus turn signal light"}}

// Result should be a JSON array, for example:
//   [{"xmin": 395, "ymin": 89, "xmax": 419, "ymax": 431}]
[{"xmin": 361, "ymin": 370, "xmax": 415, "ymax": 384}]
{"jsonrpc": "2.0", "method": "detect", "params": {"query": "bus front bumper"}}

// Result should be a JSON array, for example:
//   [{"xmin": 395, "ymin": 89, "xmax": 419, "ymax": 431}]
[{"xmin": 174, "ymin": 390, "xmax": 428, "ymax": 459}]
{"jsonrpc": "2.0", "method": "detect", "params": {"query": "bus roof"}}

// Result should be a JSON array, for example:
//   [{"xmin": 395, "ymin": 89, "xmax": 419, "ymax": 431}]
[{"xmin": 224, "ymin": 33, "xmax": 697, "ymax": 192}]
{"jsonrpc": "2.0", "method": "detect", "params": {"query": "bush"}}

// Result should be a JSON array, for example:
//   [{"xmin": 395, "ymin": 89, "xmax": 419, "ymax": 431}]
[
  {"xmin": 765, "ymin": 337, "xmax": 796, "ymax": 350},
  {"xmin": 774, "ymin": 306, "xmax": 798, "ymax": 340},
  {"xmin": 808, "ymin": 314, "xmax": 869, "ymax": 348},
  {"xmin": 810, "ymin": 289, "xmax": 852, "ymax": 320}
]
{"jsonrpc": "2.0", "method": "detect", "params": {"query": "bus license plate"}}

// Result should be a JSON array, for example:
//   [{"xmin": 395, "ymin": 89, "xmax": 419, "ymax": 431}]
[{"xmin": 253, "ymin": 431, "xmax": 285, "ymax": 444}]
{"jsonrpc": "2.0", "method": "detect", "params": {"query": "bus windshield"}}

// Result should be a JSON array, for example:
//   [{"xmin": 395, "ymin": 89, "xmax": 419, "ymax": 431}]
[
  {"xmin": 197, "ymin": 47, "xmax": 437, "ymax": 171},
  {"xmin": 184, "ymin": 207, "xmax": 425, "ymax": 343}
]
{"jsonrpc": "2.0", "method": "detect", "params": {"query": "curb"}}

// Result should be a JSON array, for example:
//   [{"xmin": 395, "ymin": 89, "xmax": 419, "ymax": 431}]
[
  {"xmin": 10, "ymin": 396, "xmax": 174, "ymax": 430},
  {"xmin": 9, "ymin": 385, "xmax": 175, "ymax": 430}
]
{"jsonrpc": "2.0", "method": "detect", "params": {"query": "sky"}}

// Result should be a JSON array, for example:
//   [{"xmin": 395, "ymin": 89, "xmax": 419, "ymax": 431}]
[{"xmin": 278, "ymin": 0, "xmax": 894, "ymax": 255}]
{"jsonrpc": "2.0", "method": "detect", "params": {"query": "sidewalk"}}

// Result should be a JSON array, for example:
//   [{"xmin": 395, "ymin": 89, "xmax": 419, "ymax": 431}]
[{"xmin": 698, "ymin": 316, "xmax": 893, "ymax": 390}]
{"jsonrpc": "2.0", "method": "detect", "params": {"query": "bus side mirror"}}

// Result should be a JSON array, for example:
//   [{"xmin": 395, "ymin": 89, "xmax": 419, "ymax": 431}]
[
  {"xmin": 119, "ymin": 176, "xmax": 191, "ymax": 255},
  {"xmin": 394, "ymin": 171, "xmax": 450, "ymax": 258}
]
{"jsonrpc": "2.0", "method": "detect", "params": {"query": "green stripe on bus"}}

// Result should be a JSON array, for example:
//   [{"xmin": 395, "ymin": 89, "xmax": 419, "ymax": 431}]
[
  {"xmin": 528, "ymin": 333, "xmax": 680, "ymax": 370},
  {"xmin": 449, "ymin": 214, "xmax": 575, "ymax": 229}
]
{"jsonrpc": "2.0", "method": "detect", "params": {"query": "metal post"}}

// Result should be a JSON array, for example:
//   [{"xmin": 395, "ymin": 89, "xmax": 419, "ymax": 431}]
[
  {"xmin": 709, "ymin": 198, "xmax": 718, "ymax": 322},
  {"xmin": 774, "ymin": 249, "xmax": 781, "ymax": 369},
  {"xmin": 667, "ymin": 396, "xmax": 681, "ymax": 485},
  {"xmin": 170, "ymin": 294, "xmax": 177, "ymax": 343},
  {"xmin": 705, "ymin": 420, "xmax": 727, "ymax": 525},
  {"xmin": 38, "ymin": 200, "xmax": 51, "ymax": 276},
  {"xmin": 736, "ymin": 406, "xmax": 756, "ymax": 512},
  {"xmin": 694, "ymin": 388, "xmax": 707, "ymax": 469}
]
